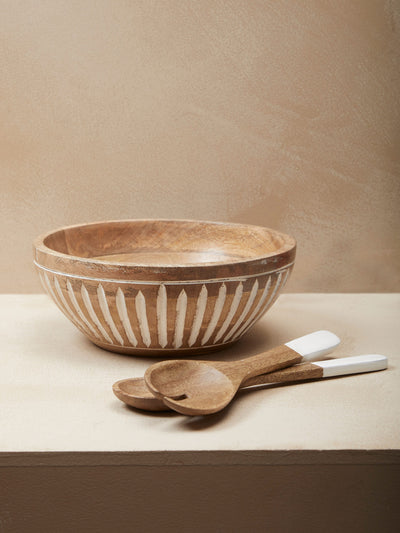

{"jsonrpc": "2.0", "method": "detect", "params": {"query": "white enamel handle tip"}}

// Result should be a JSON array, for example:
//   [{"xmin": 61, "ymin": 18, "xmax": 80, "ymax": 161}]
[
  {"xmin": 314, "ymin": 354, "xmax": 388, "ymax": 377},
  {"xmin": 285, "ymin": 330, "xmax": 341, "ymax": 361}
]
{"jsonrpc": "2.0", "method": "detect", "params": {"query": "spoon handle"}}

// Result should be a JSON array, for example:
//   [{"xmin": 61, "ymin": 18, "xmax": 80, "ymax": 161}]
[
  {"xmin": 219, "ymin": 344, "xmax": 303, "ymax": 383},
  {"xmin": 218, "ymin": 330, "xmax": 340, "ymax": 383},
  {"xmin": 243, "ymin": 360, "xmax": 322, "ymax": 386},
  {"xmin": 243, "ymin": 354, "xmax": 388, "ymax": 387}
]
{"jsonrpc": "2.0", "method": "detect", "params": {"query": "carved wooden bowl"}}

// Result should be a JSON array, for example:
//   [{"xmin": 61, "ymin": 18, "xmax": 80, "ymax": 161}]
[{"xmin": 33, "ymin": 220, "xmax": 296, "ymax": 356}]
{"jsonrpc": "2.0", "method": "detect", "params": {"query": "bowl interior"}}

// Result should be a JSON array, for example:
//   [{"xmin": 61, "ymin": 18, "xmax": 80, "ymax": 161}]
[{"xmin": 43, "ymin": 220, "xmax": 293, "ymax": 267}]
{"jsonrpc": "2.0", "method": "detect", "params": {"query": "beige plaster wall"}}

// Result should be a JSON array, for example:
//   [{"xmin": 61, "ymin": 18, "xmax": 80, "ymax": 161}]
[{"xmin": 1, "ymin": 0, "xmax": 399, "ymax": 293}]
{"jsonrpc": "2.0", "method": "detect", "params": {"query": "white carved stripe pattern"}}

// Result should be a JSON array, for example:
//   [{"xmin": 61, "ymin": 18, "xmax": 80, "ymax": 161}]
[
  {"xmin": 135, "ymin": 290, "xmax": 151, "ymax": 347},
  {"xmin": 81, "ymin": 283, "xmax": 113, "ymax": 344},
  {"xmin": 173, "ymin": 289, "xmax": 187, "ymax": 349},
  {"xmin": 53, "ymin": 275, "xmax": 92, "ymax": 336},
  {"xmin": 222, "ymin": 279, "xmax": 259, "ymax": 343},
  {"xmin": 231, "ymin": 276, "xmax": 272, "ymax": 342},
  {"xmin": 40, "ymin": 267, "xmax": 291, "ymax": 349},
  {"xmin": 97, "ymin": 284, "xmax": 125, "ymax": 345},
  {"xmin": 232, "ymin": 268, "xmax": 291, "ymax": 341},
  {"xmin": 115, "ymin": 287, "xmax": 138, "ymax": 347},
  {"xmin": 156, "ymin": 284, "xmax": 168, "ymax": 348},
  {"xmin": 201, "ymin": 283, "xmax": 227, "ymax": 346},
  {"xmin": 66, "ymin": 280, "xmax": 102, "ymax": 340},
  {"xmin": 188, "ymin": 285, "xmax": 208, "ymax": 347},
  {"xmin": 214, "ymin": 282, "xmax": 244, "ymax": 342}
]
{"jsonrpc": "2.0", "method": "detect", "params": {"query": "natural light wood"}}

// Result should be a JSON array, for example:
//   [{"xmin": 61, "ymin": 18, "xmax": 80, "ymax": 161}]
[{"xmin": 33, "ymin": 219, "xmax": 296, "ymax": 355}]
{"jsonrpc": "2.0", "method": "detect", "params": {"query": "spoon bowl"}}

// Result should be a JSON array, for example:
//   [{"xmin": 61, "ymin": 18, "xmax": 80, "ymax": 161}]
[
  {"xmin": 144, "ymin": 348, "xmax": 301, "ymax": 415},
  {"xmin": 146, "ymin": 360, "xmax": 237, "ymax": 415},
  {"xmin": 113, "ymin": 378, "xmax": 168, "ymax": 411}
]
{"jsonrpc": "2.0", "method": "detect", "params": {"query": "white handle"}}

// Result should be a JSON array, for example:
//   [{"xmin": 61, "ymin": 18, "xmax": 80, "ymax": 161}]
[
  {"xmin": 314, "ymin": 354, "xmax": 388, "ymax": 377},
  {"xmin": 285, "ymin": 330, "xmax": 341, "ymax": 361}
]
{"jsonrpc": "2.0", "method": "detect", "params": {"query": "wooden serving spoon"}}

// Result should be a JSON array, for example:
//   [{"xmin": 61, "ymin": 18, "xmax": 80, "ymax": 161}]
[
  {"xmin": 114, "ymin": 354, "xmax": 388, "ymax": 412},
  {"xmin": 144, "ymin": 330, "xmax": 340, "ymax": 416}
]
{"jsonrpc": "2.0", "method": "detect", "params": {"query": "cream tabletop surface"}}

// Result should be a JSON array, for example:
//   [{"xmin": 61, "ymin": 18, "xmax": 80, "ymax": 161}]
[{"xmin": 1, "ymin": 293, "xmax": 399, "ymax": 456}]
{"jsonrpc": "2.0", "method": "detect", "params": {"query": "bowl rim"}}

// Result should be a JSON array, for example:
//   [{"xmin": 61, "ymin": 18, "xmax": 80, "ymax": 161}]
[{"xmin": 33, "ymin": 218, "xmax": 296, "ymax": 282}]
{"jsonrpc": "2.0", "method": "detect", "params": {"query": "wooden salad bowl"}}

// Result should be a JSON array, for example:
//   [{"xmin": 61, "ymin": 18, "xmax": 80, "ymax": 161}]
[{"xmin": 33, "ymin": 219, "xmax": 296, "ymax": 356}]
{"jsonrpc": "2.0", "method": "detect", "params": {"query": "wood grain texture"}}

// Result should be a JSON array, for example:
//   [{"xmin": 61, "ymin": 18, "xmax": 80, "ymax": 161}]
[{"xmin": 34, "ymin": 219, "xmax": 295, "ymax": 355}]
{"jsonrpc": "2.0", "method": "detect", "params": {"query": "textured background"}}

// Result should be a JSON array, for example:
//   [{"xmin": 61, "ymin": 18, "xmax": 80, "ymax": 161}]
[{"xmin": 1, "ymin": 0, "xmax": 399, "ymax": 293}]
